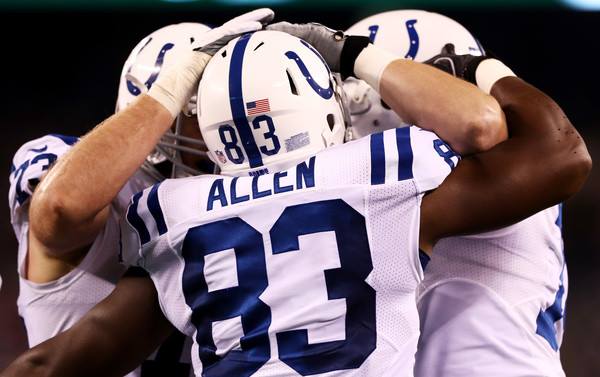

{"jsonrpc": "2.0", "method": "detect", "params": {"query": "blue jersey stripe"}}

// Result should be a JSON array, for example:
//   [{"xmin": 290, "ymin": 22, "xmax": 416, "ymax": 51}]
[
  {"xmin": 535, "ymin": 270, "xmax": 565, "ymax": 351},
  {"xmin": 147, "ymin": 183, "xmax": 168, "ymax": 236},
  {"xmin": 229, "ymin": 33, "xmax": 263, "ymax": 168},
  {"xmin": 396, "ymin": 127, "xmax": 414, "ymax": 180},
  {"xmin": 418, "ymin": 249, "xmax": 430, "ymax": 271},
  {"xmin": 370, "ymin": 133, "xmax": 385, "ymax": 185},
  {"xmin": 126, "ymin": 192, "xmax": 151, "ymax": 245}
]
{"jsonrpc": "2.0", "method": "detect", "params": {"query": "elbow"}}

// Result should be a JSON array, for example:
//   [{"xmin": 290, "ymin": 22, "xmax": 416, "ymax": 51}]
[
  {"xmin": 558, "ymin": 138, "xmax": 592, "ymax": 199},
  {"xmin": 461, "ymin": 96, "xmax": 508, "ymax": 155},
  {"xmin": 29, "ymin": 188, "xmax": 75, "ymax": 254}
]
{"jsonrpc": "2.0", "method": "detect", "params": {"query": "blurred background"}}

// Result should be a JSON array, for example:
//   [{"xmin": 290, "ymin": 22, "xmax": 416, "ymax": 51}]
[{"xmin": 0, "ymin": 0, "xmax": 598, "ymax": 375}]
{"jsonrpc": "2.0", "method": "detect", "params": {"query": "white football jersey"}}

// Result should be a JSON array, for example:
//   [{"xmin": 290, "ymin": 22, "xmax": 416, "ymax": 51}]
[
  {"xmin": 8, "ymin": 134, "xmax": 193, "ymax": 377},
  {"xmin": 120, "ymin": 126, "xmax": 460, "ymax": 377},
  {"xmin": 415, "ymin": 205, "xmax": 566, "ymax": 377}
]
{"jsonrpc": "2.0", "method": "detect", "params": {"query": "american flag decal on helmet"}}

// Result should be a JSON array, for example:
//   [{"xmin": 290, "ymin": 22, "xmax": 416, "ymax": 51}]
[{"xmin": 246, "ymin": 98, "xmax": 270, "ymax": 116}]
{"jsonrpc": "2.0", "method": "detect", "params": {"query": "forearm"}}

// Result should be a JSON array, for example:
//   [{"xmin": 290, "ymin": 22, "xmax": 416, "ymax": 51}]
[
  {"xmin": 1, "ymin": 274, "xmax": 174, "ymax": 377},
  {"xmin": 378, "ymin": 58, "xmax": 506, "ymax": 155},
  {"xmin": 421, "ymin": 77, "xmax": 591, "ymax": 248},
  {"xmin": 30, "ymin": 95, "xmax": 173, "ymax": 252}
]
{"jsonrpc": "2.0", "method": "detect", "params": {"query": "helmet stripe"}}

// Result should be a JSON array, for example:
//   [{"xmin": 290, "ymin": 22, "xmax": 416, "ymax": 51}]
[{"xmin": 229, "ymin": 33, "xmax": 264, "ymax": 169}]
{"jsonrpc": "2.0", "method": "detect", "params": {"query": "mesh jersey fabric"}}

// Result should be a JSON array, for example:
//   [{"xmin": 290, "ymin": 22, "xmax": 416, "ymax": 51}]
[{"xmin": 121, "ymin": 126, "xmax": 456, "ymax": 377}]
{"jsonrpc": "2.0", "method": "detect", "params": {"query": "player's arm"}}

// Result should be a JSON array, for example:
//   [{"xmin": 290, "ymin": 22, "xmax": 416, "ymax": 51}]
[
  {"xmin": 267, "ymin": 22, "xmax": 507, "ymax": 155},
  {"xmin": 420, "ymin": 59, "xmax": 592, "ymax": 251},
  {"xmin": 29, "ymin": 9, "xmax": 274, "ymax": 257},
  {"xmin": 29, "ymin": 95, "xmax": 175, "ymax": 256},
  {"xmin": 0, "ymin": 270, "xmax": 173, "ymax": 377}
]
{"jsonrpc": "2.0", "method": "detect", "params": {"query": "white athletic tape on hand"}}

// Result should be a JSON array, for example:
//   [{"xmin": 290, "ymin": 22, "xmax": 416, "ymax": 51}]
[
  {"xmin": 354, "ymin": 44, "xmax": 399, "ymax": 93},
  {"xmin": 475, "ymin": 58, "xmax": 516, "ymax": 94},
  {"xmin": 147, "ymin": 51, "xmax": 211, "ymax": 117}
]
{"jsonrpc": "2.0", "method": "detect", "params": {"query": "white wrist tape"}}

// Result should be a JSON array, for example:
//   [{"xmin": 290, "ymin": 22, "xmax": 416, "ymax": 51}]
[
  {"xmin": 353, "ymin": 44, "xmax": 399, "ymax": 92},
  {"xmin": 147, "ymin": 51, "xmax": 211, "ymax": 117},
  {"xmin": 475, "ymin": 58, "xmax": 516, "ymax": 94}
]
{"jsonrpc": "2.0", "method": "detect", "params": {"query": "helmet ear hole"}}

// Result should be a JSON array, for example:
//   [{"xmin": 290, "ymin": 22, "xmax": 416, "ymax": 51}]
[
  {"xmin": 286, "ymin": 69, "xmax": 299, "ymax": 96},
  {"xmin": 327, "ymin": 113, "xmax": 335, "ymax": 131}
]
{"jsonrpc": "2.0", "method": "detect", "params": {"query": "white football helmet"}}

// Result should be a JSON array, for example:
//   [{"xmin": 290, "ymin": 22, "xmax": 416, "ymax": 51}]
[
  {"xmin": 197, "ymin": 30, "xmax": 346, "ymax": 177},
  {"xmin": 344, "ymin": 10, "xmax": 484, "ymax": 141},
  {"xmin": 116, "ymin": 22, "xmax": 212, "ymax": 179}
]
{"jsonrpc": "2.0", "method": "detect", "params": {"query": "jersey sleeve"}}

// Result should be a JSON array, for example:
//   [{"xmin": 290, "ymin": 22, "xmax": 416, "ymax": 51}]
[
  {"xmin": 119, "ymin": 181, "xmax": 169, "ymax": 267},
  {"xmin": 367, "ymin": 126, "xmax": 460, "ymax": 193},
  {"xmin": 408, "ymin": 126, "xmax": 460, "ymax": 193},
  {"xmin": 8, "ymin": 134, "xmax": 78, "ymax": 231}
]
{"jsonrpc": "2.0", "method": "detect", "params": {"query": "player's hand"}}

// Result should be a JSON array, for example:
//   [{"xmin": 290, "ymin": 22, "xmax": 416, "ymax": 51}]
[
  {"xmin": 423, "ymin": 43, "xmax": 489, "ymax": 84},
  {"xmin": 147, "ymin": 8, "xmax": 274, "ymax": 117},
  {"xmin": 266, "ymin": 22, "xmax": 347, "ymax": 71},
  {"xmin": 194, "ymin": 8, "xmax": 275, "ymax": 55}
]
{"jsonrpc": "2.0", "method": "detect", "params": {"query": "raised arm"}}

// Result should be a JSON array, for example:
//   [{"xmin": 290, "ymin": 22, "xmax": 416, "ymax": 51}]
[
  {"xmin": 377, "ymin": 58, "xmax": 506, "ymax": 154},
  {"xmin": 29, "ymin": 9, "xmax": 274, "ymax": 257},
  {"xmin": 29, "ymin": 96, "xmax": 174, "ymax": 255},
  {"xmin": 267, "ymin": 22, "xmax": 507, "ymax": 155},
  {"xmin": 420, "ymin": 58, "xmax": 591, "ymax": 251},
  {"xmin": 0, "ymin": 271, "xmax": 173, "ymax": 377}
]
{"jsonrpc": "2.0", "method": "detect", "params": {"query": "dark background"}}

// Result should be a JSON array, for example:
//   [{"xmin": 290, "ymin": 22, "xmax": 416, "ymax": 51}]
[{"xmin": 0, "ymin": 3, "xmax": 598, "ymax": 376}]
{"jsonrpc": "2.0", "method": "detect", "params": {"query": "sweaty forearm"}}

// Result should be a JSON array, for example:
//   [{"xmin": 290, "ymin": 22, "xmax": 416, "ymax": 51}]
[
  {"xmin": 491, "ymin": 76, "xmax": 591, "ymax": 200},
  {"xmin": 421, "ymin": 76, "xmax": 591, "ymax": 248},
  {"xmin": 29, "ymin": 95, "xmax": 173, "ymax": 252},
  {"xmin": 378, "ymin": 58, "xmax": 506, "ymax": 155}
]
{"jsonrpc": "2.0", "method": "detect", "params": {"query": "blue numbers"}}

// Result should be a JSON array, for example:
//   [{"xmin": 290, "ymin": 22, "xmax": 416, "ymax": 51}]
[
  {"xmin": 182, "ymin": 218, "xmax": 271, "ymax": 377},
  {"xmin": 12, "ymin": 152, "xmax": 57, "ymax": 205},
  {"xmin": 433, "ymin": 139, "xmax": 459, "ymax": 169},
  {"xmin": 252, "ymin": 115, "xmax": 280, "ymax": 156},
  {"xmin": 219, "ymin": 116, "xmax": 281, "ymax": 164},
  {"xmin": 270, "ymin": 200, "xmax": 376, "ymax": 375},
  {"xmin": 181, "ymin": 199, "xmax": 375, "ymax": 375},
  {"xmin": 218, "ymin": 125, "xmax": 245, "ymax": 164}
]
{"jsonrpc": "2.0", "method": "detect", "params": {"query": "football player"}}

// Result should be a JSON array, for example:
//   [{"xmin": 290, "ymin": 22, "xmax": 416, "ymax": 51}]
[
  {"xmin": 1, "ymin": 24, "xmax": 590, "ymax": 377},
  {"xmin": 6, "ymin": 11, "xmax": 272, "ymax": 376},
  {"xmin": 342, "ymin": 10, "xmax": 573, "ymax": 377}
]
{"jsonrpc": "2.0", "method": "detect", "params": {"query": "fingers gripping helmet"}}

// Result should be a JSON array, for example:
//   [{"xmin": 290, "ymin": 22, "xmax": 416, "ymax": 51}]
[
  {"xmin": 116, "ymin": 22, "xmax": 212, "ymax": 179},
  {"xmin": 198, "ymin": 30, "xmax": 346, "ymax": 177},
  {"xmin": 344, "ymin": 10, "xmax": 484, "ymax": 141}
]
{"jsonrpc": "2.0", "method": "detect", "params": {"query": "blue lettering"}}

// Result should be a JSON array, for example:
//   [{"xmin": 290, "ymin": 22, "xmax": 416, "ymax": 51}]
[
  {"xmin": 273, "ymin": 171, "xmax": 293, "ymax": 194},
  {"xmin": 296, "ymin": 156, "xmax": 316, "ymax": 189},
  {"xmin": 230, "ymin": 177, "xmax": 250, "ymax": 204},
  {"xmin": 252, "ymin": 175, "xmax": 272, "ymax": 199},
  {"xmin": 207, "ymin": 179, "xmax": 228, "ymax": 211}
]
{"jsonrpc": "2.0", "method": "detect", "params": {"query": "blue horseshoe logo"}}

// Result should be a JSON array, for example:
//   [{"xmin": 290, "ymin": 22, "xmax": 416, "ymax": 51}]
[
  {"xmin": 285, "ymin": 40, "xmax": 334, "ymax": 100},
  {"xmin": 368, "ymin": 25, "xmax": 379, "ymax": 43},
  {"xmin": 404, "ymin": 19, "xmax": 419, "ymax": 59},
  {"xmin": 127, "ymin": 41, "xmax": 175, "ymax": 96},
  {"xmin": 366, "ymin": 20, "xmax": 419, "ymax": 60}
]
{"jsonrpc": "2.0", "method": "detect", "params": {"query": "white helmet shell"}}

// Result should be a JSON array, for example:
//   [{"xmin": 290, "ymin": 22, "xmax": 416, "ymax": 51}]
[
  {"xmin": 116, "ymin": 22, "xmax": 212, "ymax": 179},
  {"xmin": 198, "ymin": 30, "xmax": 346, "ymax": 177},
  {"xmin": 116, "ymin": 22, "xmax": 211, "ymax": 113},
  {"xmin": 344, "ymin": 10, "xmax": 484, "ymax": 141}
]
